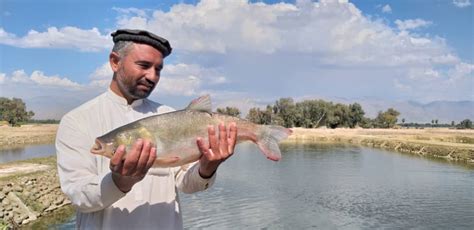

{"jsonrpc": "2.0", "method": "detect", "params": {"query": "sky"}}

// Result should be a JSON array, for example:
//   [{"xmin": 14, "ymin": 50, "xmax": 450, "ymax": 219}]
[{"xmin": 0, "ymin": 0, "xmax": 473, "ymax": 119}]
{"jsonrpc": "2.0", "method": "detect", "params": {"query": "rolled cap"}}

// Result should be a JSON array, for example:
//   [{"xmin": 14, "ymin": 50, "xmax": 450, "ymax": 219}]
[{"xmin": 111, "ymin": 29, "xmax": 172, "ymax": 57}]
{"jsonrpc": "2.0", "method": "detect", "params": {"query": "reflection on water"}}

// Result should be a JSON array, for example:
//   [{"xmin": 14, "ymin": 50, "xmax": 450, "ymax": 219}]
[
  {"xmin": 180, "ymin": 143, "xmax": 474, "ymax": 229},
  {"xmin": 55, "ymin": 143, "xmax": 474, "ymax": 229},
  {"xmin": 0, "ymin": 144, "xmax": 56, "ymax": 163}
]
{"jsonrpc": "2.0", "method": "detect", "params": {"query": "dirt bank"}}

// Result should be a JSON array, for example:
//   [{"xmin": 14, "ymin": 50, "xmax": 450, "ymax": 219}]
[
  {"xmin": 0, "ymin": 124, "xmax": 58, "ymax": 147},
  {"xmin": 286, "ymin": 128, "xmax": 474, "ymax": 164},
  {"xmin": 0, "ymin": 157, "xmax": 71, "ymax": 228}
]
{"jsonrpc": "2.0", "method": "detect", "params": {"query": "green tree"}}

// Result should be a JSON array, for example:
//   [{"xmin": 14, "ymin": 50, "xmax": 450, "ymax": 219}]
[
  {"xmin": 374, "ymin": 108, "xmax": 400, "ymax": 128},
  {"xmin": 348, "ymin": 103, "xmax": 365, "ymax": 128},
  {"xmin": 273, "ymin": 98, "xmax": 296, "ymax": 128},
  {"xmin": 457, "ymin": 119, "xmax": 472, "ymax": 129},
  {"xmin": 216, "ymin": 106, "xmax": 241, "ymax": 117},
  {"xmin": 326, "ymin": 103, "xmax": 350, "ymax": 129},
  {"xmin": 246, "ymin": 107, "xmax": 272, "ymax": 125},
  {"xmin": 246, "ymin": 108, "xmax": 262, "ymax": 124},
  {"xmin": 294, "ymin": 100, "xmax": 328, "ymax": 128},
  {"xmin": 451, "ymin": 121, "xmax": 455, "ymax": 127},
  {"xmin": 0, "ymin": 97, "xmax": 35, "ymax": 127}
]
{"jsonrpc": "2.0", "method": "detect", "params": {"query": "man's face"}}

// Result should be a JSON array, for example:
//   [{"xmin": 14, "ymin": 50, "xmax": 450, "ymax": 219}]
[{"xmin": 114, "ymin": 43, "xmax": 164, "ymax": 101}]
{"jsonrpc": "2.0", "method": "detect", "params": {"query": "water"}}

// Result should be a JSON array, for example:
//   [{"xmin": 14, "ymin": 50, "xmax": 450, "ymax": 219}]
[
  {"xmin": 13, "ymin": 143, "xmax": 474, "ymax": 229},
  {"xmin": 180, "ymin": 143, "xmax": 474, "ymax": 229},
  {"xmin": 0, "ymin": 144, "xmax": 56, "ymax": 163}
]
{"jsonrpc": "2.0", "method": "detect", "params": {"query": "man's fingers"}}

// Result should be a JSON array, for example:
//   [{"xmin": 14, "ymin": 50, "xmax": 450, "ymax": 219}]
[
  {"xmin": 134, "ymin": 140, "xmax": 151, "ymax": 175},
  {"xmin": 208, "ymin": 125, "xmax": 219, "ymax": 155},
  {"xmin": 218, "ymin": 123, "xmax": 228, "ymax": 155},
  {"xmin": 227, "ymin": 122, "xmax": 238, "ymax": 154},
  {"xmin": 110, "ymin": 145, "xmax": 125, "ymax": 166},
  {"xmin": 110, "ymin": 145, "xmax": 125, "ymax": 171},
  {"xmin": 123, "ymin": 139, "xmax": 143, "ymax": 175},
  {"xmin": 197, "ymin": 137, "xmax": 210, "ymax": 157},
  {"xmin": 144, "ymin": 147, "xmax": 157, "ymax": 172}
]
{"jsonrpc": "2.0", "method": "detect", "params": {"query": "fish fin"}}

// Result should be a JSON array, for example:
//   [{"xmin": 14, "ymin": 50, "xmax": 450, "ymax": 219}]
[
  {"xmin": 185, "ymin": 95, "xmax": 212, "ymax": 113},
  {"xmin": 256, "ymin": 126, "xmax": 292, "ymax": 161}
]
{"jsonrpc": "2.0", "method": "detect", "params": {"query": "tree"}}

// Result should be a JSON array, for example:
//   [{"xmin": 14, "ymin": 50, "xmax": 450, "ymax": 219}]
[
  {"xmin": 374, "ymin": 108, "xmax": 400, "ymax": 128},
  {"xmin": 216, "ymin": 106, "xmax": 241, "ymax": 117},
  {"xmin": 348, "ymin": 103, "xmax": 365, "ymax": 128},
  {"xmin": 457, "ymin": 119, "xmax": 472, "ymax": 129},
  {"xmin": 246, "ymin": 107, "xmax": 272, "ymax": 125},
  {"xmin": 0, "ymin": 97, "xmax": 35, "ymax": 127},
  {"xmin": 326, "ymin": 103, "xmax": 350, "ymax": 129},
  {"xmin": 273, "ymin": 98, "xmax": 296, "ymax": 128},
  {"xmin": 294, "ymin": 100, "xmax": 328, "ymax": 128},
  {"xmin": 451, "ymin": 121, "xmax": 455, "ymax": 127}
]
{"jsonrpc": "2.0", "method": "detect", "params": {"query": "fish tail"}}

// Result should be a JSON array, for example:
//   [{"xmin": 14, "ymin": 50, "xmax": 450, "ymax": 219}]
[{"xmin": 255, "ymin": 126, "xmax": 292, "ymax": 161}]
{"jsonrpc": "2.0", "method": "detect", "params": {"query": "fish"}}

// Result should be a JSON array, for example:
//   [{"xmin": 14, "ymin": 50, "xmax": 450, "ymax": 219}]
[{"xmin": 90, "ymin": 95, "xmax": 292, "ymax": 167}]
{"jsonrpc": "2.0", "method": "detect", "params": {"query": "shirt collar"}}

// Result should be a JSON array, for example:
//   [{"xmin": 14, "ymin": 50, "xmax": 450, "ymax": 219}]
[{"xmin": 106, "ymin": 88, "xmax": 144, "ymax": 107}]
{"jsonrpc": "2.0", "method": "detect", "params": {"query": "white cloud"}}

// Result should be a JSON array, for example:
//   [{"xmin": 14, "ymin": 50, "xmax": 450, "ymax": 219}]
[
  {"xmin": 114, "ymin": 1, "xmax": 448, "ymax": 68},
  {"xmin": 89, "ymin": 63, "xmax": 113, "ymax": 88},
  {"xmin": 382, "ymin": 4, "xmax": 392, "ymax": 13},
  {"xmin": 158, "ymin": 75, "xmax": 201, "ymax": 96},
  {"xmin": 431, "ymin": 54, "xmax": 460, "ymax": 65},
  {"xmin": 30, "ymin": 71, "xmax": 82, "ymax": 88},
  {"xmin": 107, "ymin": 0, "xmax": 472, "ymax": 102},
  {"xmin": 453, "ymin": 0, "xmax": 471, "ymax": 8},
  {"xmin": 0, "ymin": 27, "xmax": 111, "ymax": 52},
  {"xmin": 2, "ymin": 70, "xmax": 82, "ymax": 88},
  {"xmin": 0, "ymin": 73, "xmax": 5, "ymax": 84},
  {"xmin": 158, "ymin": 63, "xmax": 226, "ymax": 96},
  {"xmin": 395, "ymin": 19, "xmax": 432, "ymax": 31},
  {"xmin": 113, "ymin": 7, "xmax": 150, "ymax": 17},
  {"xmin": 449, "ymin": 62, "xmax": 474, "ymax": 81},
  {"xmin": 11, "ymin": 70, "xmax": 31, "ymax": 83}
]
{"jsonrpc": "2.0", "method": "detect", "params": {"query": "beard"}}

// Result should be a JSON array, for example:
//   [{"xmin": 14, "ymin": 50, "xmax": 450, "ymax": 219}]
[{"xmin": 115, "ymin": 67, "xmax": 156, "ymax": 100}]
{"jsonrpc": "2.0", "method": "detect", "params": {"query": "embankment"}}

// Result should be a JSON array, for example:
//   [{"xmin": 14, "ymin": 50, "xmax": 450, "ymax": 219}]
[
  {"xmin": 285, "ymin": 128, "xmax": 474, "ymax": 164},
  {"xmin": 0, "ymin": 157, "xmax": 72, "ymax": 228}
]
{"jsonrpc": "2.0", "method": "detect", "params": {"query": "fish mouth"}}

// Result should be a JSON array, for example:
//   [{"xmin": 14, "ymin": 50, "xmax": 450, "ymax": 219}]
[{"xmin": 91, "ymin": 139, "xmax": 105, "ymax": 155}]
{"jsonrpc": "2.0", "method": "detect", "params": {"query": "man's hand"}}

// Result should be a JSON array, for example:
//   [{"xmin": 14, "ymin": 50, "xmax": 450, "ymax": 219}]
[
  {"xmin": 109, "ymin": 139, "xmax": 157, "ymax": 193},
  {"xmin": 196, "ymin": 122, "xmax": 238, "ymax": 178}
]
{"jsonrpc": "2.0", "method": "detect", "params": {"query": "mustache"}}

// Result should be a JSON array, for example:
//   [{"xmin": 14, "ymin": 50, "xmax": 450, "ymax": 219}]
[{"xmin": 137, "ymin": 78, "xmax": 155, "ymax": 88}]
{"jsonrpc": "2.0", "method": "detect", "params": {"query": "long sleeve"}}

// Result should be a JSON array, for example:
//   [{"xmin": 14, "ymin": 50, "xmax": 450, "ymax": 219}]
[
  {"xmin": 174, "ymin": 162, "xmax": 217, "ymax": 194},
  {"xmin": 56, "ymin": 114, "xmax": 126, "ymax": 213}
]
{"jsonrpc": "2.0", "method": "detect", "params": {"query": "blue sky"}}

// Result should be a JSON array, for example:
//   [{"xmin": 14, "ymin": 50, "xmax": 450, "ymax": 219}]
[{"xmin": 0, "ymin": 0, "xmax": 473, "ymax": 119}]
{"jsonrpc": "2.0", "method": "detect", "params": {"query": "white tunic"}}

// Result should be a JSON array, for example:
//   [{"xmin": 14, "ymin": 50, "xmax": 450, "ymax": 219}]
[{"xmin": 55, "ymin": 89, "xmax": 215, "ymax": 229}]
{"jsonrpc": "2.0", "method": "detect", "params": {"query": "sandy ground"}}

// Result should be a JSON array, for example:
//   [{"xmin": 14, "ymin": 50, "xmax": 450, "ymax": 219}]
[
  {"xmin": 0, "ymin": 124, "xmax": 58, "ymax": 146},
  {"xmin": 0, "ymin": 163, "xmax": 51, "ymax": 178}
]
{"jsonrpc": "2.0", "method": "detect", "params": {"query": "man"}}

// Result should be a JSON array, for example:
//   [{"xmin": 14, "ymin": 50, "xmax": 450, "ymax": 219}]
[{"xmin": 56, "ymin": 29, "xmax": 237, "ymax": 229}]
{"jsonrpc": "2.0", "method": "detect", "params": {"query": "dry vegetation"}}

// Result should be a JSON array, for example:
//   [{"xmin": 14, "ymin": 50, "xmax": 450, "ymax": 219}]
[
  {"xmin": 286, "ymin": 127, "xmax": 474, "ymax": 164},
  {"xmin": 0, "ymin": 124, "xmax": 58, "ymax": 147}
]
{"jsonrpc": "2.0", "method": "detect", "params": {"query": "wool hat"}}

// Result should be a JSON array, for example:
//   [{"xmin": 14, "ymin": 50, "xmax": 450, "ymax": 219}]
[{"xmin": 111, "ymin": 29, "xmax": 172, "ymax": 57}]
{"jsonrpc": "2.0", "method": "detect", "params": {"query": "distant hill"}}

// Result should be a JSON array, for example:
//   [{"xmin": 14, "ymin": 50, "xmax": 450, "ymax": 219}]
[{"xmin": 345, "ymin": 100, "xmax": 473, "ymax": 124}]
